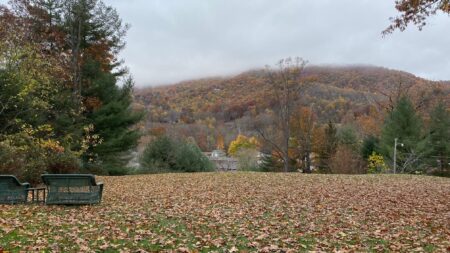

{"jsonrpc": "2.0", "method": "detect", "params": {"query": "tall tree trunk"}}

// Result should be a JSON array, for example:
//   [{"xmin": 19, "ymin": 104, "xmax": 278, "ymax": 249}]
[
  {"xmin": 282, "ymin": 108, "xmax": 290, "ymax": 172},
  {"xmin": 69, "ymin": 2, "xmax": 83, "ymax": 100},
  {"xmin": 283, "ymin": 155, "xmax": 289, "ymax": 172},
  {"xmin": 304, "ymin": 151, "xmax": 312, "ymax": 173}
]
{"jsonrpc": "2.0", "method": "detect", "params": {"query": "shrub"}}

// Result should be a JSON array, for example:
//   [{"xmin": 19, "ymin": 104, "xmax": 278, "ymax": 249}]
[
  {"xmin": 236, "ymin": 148, "xmax": 260, "ymax": 171},
  {"xmin": 140, "ymin": 136, "xmax": 174, "ymax": 171},
  {"xmin": 140, "ymin": 136, "xmax": 214, "ymax": 173},
  {"xmin": 0, "ymin": 142, "xmax": 22, "ymax": 175},
  {"xmin": 0, "ymin": 132, "xmax": 82, "ymax": 184},
  {"xmin": 47, "ymin": 152, "xmax": 81, "ymax": 174},
  {"xmin": 0, "ymin": 138, "xmax": 48, "ymax": 184},
  {"xmin": 174, "ymin": 142, "xmax": 214, "ymax": 172},
  {"xmin": 106, "ymin": 167, "xmax": 130, "ymax": 176},
  {"xmin": 367, "ymin": 152, "xmax": 388, "ymax": 174}
]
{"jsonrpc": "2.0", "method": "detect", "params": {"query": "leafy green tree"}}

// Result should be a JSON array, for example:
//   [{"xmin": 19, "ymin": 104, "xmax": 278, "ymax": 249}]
[
  {"xmin": 379, "ymin": 96, "xmax": 425, "ymax": 173},
  {"xmin": 427, "ymin": 103, "xmax": 450, "ymax": 174},
  {"xmin": 0, "ymin": 30, "xmax": 59, "ymax": 134}
]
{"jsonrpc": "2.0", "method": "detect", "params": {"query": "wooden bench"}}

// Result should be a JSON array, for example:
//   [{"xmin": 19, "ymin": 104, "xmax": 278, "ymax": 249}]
[
  {"xmin": 0, "ymin": 175, "xmax": 30, "ymax": 204},
  {"xmin": 41, "ymin": 174, "xmax": 104, "ymax": 205}
]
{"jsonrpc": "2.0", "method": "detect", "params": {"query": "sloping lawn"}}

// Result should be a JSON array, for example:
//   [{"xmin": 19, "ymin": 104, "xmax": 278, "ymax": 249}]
[{"xmin": 1, "ymin": 173, "xmax": 449, "ymax": 252}]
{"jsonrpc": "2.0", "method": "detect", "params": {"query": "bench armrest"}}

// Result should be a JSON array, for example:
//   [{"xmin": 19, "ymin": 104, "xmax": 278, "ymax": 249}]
[
  {"xmin": 22, "ymin": 182, "xmax": 30, "ymax": 188},
  {"xmin": 97, "ymin": 182, "xmax": 104, "ymax": 202}
]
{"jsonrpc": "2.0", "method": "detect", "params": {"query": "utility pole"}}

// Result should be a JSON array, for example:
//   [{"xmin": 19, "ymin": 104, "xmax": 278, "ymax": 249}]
[
  {"xmin": 393, "ymin": 138, "xmax": 403, "ymax": 174},
  {"xmin": 393, "ymin": 138, "xmax": 398, "ymax": 174}
]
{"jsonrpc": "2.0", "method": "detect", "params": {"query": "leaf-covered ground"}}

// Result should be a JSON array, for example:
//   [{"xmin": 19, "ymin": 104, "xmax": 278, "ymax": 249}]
[{"xmin": 1, "ymin": 173, "xmax": 449, "ymax": 252}]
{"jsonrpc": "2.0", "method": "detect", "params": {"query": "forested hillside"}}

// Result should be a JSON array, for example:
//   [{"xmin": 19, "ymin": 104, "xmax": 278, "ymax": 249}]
[{"xmin": 134, "ymin": 66, "xmax": 449, "ymax": 153}]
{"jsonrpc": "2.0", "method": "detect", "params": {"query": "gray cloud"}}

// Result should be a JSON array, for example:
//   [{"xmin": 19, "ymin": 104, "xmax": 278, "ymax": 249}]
[{"xmin": 2, "ymin": 0, "xmax": 450, "ymax": 86}]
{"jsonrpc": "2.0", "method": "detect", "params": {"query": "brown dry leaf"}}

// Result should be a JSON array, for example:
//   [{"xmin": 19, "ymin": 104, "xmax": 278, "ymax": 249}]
[{"xmin": 0, "ymin": 173, "xmax": 449, "ymax": 252}]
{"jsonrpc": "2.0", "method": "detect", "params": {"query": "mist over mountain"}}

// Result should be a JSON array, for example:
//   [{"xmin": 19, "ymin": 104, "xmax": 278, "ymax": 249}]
[{"xmin": 134, "ymin": 65, "xmax": 449, "ymax": 151}]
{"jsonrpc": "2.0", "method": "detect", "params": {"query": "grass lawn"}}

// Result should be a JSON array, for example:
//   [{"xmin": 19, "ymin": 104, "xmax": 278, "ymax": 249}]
[{"xmin": 1, "ymin": 173, "xmax": 449, "ymax": 252}]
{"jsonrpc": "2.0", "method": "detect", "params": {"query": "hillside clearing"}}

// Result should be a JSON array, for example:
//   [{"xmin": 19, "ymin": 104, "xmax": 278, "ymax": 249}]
[{"xmin": 1, "ymin": 173, "xmax": 449, "ymax": 252}]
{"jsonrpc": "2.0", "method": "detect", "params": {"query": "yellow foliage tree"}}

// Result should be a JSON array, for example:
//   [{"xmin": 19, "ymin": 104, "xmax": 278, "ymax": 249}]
[
  {"xmin": 228, "ymin": 135, "xmax": 259, "ymax": 157},
  {"xmin": 367, "ymin": 152, "xmax": 388, "ymax": 174}
]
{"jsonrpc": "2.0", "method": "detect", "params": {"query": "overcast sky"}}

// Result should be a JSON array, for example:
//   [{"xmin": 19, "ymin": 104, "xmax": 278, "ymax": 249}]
[{"xmin": 2, "ymin": 0, "xmax": 449, "ymax": 86}]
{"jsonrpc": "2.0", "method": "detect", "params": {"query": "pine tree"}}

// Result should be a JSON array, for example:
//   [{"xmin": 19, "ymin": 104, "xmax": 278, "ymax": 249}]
[
  {"xmin": 427, "ymin": 103, "xmax": 450, "ymax": 174},
  {"xmin": 258, "ymin": 153, "xmax": 278, "ymax": 172},
  {"xmin": 82, "ymin": 60, "xmax": 142, "ymax": 171},
  {"xmin": 379, "ymin": 96, "xmax": 424, "ymax": 173}
]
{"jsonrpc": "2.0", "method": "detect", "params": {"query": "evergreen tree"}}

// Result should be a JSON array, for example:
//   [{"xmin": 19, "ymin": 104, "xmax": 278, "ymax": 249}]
[
  {"xmin": 379, "ymin": 96, "xmax": 425, "ymax": 173},
  {"xmin": 361, "ymin": 135, "xmax": 379, "ymax": 159},
  {"xmin": 83, "ymin": 63, "xmax": 142, "ymax": 171},
  {"xmin": 427, "ymin": 103, "xmax": 450, "ymax": 174},
  {"xmin": 258, "ymin": 153, "xmax": 275, "ymax": 172}
]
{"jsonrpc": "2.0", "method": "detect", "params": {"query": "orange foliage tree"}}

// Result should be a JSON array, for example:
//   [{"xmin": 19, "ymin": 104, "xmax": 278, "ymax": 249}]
[
  {"xmin": 384, "ymin": 0, "xmax": 450, "ymax": 34},
  {"xmin": 291, "ymin": 107, "xmax": 320, "ymax": 173}
]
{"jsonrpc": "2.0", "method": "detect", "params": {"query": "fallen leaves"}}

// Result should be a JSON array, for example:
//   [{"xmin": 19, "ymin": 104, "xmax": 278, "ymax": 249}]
[{"xmin": 0, "ymin": 173, "xmax": 449, "ymax": 252}]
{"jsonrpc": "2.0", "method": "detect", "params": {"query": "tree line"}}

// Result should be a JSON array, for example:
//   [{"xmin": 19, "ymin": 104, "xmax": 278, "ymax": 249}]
[
  {"xmin": 139, "ymin": 57, "xmax": 449, "ymax": 176},
  {"xmin": 250, "ymin": 58, "xmax": 449, "ymax": 175},
  {"xmin": 0, "ymin": 0, "xmax": 142, "ymax": 183}
]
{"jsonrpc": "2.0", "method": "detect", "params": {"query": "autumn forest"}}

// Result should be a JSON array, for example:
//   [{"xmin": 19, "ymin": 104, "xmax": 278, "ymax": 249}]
[{"xmin": 135, "ymin": 64, "xmax": 449, "ymax": 174}]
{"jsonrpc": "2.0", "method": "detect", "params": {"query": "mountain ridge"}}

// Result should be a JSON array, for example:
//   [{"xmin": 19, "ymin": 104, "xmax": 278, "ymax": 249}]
[
  {"xmin": 134, "ymin": 65, "xmax": 448, "ymax": 120},
  {"xmin": 133, "ymin": 65, "xmax": 449, "ymax": 151}
]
